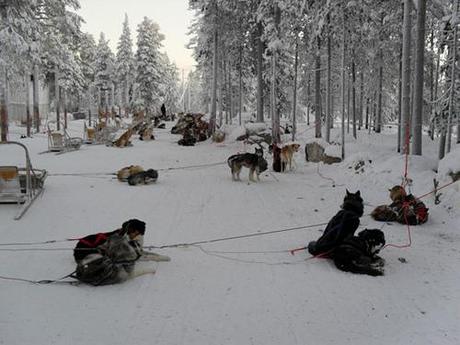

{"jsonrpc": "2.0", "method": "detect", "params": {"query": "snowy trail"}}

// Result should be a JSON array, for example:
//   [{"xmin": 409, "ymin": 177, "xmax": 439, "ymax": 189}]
[{"xmin": 1, "ymin": 122, "xmax": 460, "ymax": 345}]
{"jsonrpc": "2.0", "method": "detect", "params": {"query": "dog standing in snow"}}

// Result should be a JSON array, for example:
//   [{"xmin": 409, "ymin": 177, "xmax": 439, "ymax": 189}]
[
  {"xmin": 227, "ymin": 147, "xmax": 268, "ymax": 182},
  {"xmin": 280, "ymin": 143, "xmax": 301, "ymax": 172}
]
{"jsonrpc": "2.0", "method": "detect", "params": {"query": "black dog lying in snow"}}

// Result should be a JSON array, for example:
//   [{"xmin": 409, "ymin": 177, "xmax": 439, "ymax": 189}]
[
  {"xmin": 333, "ymin": 229, "xmax": 386, "ymax": 276},
  {"xmin": 307, "ymin": 190, "xmax": 386, "ymax": 276}
]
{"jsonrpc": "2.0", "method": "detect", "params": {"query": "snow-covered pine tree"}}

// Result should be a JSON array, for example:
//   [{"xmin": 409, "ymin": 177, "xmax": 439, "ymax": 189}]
[
  {"xmin": 116, "ymin": 14, "xmax": 135, "ymax": 116},
  {"xmin": 134, "ymin": 17, "xmax": 165, "ymax": 120},
  {"xmin": 94, "ymin": 33, "xmax": 115, "ymax": 112}
]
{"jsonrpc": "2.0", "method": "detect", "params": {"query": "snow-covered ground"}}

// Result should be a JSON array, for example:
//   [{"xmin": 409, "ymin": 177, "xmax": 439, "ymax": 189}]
[{"xmin": 1, "ymin": 120, "xmax": 459, "ymax": 345}]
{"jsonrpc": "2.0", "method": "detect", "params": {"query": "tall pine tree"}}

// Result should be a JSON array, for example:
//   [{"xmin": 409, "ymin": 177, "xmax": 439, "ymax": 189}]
[
  {"xmin": 116, "ymin": 14, "xmax": 135, "ymax": 115},
  {"xmin": 134, "ymin": 17, "xmax": 165, "ymax": 119}
]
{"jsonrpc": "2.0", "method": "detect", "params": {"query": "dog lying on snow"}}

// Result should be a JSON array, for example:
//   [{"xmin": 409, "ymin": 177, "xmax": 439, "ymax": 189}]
[
  {"xmin": 73, "ymin": 219, "xmax": 170, "ymax": 286},
  {"xmin": 333, "ymin": 229, "xmax": 386, "ymax": 276},
  {"xmin": 117, "ymin": 165, "xmax": 158, "ymax": 186},
  {"xmin": 109, "ymin": 128, "xmax": 133, "ymax": 148},
  {"xmin": 227, "ymin": 147, "xmax": 268, "ymax": 182}
]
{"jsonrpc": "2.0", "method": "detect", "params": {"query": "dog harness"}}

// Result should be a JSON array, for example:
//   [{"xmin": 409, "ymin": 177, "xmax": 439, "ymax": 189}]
[{"xmin": 78, "ymin": 233, "xmax": 109, "ymax": 248}]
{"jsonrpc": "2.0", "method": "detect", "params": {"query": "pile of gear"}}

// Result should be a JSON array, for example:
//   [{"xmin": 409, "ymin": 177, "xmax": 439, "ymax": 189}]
[
  {"xmin": 171, "ymin": 113, "xmax": 209, "ymax": 146},
  {"xmin": 116, "ymin": 165, "xmax": 159, "ymax": 186}
]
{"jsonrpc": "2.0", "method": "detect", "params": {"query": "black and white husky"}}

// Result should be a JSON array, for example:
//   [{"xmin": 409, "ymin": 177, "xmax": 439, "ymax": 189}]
[
  {"xmin": 227, "ymin": 147, "xmax": 268, "ymax": 182},
  {"xmin": 74, "ymin": 233, "xmax": 170, "ymax": 286},
  {"xmin": 333, "ymin": 229, "xmax": 386, "ymax": 276}
]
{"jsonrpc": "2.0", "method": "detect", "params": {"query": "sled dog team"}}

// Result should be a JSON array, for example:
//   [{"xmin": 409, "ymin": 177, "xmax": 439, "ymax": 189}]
[
  {"xmin": 73, "ymin": 185, "xmax": 427, "ymax": 285},
  {"xmin": 70, "ymin": 128, "xmax": 427, "ymax": 285}
]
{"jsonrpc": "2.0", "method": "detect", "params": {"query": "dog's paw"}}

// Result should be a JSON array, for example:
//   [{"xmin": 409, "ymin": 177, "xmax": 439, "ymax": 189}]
[
  {"xmin": 371, "ymin": 257, "xmax": 385, "ymax": 268},
  {"xmin": 371, "ymin": 267, "xmax": 384, "ymax": 276}
]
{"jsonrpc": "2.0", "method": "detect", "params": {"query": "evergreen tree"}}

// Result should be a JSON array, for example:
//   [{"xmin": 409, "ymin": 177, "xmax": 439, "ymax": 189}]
[
  {"xmin": 116, "ymin": 14, "xmax": 135, "ymax": 115},
  {"xmin": 134, "ymin": 16, "xmax": 165, "ymax": 118},
  {"xmin": 94, "ymin": 32, "xmax": 115, "ymax": 110}
]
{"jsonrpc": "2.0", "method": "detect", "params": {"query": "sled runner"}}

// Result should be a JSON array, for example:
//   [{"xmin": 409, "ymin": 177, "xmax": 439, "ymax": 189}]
[{"xmin": 0, "ymin": 141, "xmax": 47, "ymax": 220}]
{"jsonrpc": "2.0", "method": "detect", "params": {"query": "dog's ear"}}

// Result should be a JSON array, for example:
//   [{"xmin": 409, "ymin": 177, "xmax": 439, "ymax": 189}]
[
  {"xmin": 346, "ymin": 189, "xmax": 350, "ymax": 195},
  {"xmin": 356, "ymin": 190, "xmax": 361, "ymax": 197}
]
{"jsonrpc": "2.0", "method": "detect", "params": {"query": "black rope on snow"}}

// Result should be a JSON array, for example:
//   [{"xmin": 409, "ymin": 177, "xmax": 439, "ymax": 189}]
[
  {"xmin": 0, "ymin": 271, "xmax": 79, "ymax": 285},
  {"xmin": 191, "ymin": 245, "xmax": 307, "ymax": 266},
  {"xmin": 46, "ymin": 161, "xmax": 228, "ymax": 178},
  {"xmin": 144, "ymin": 222, "xmax": 331, "ymax": 250}
]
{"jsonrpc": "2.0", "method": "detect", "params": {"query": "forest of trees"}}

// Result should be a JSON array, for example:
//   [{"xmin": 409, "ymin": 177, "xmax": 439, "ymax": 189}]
[
  {"xmin": 0, "ymin": 0, "xmax": 459, "ymax": 159},
  {"xmin": 0, "ymin": 0, "xmax": 180, "ymax": 140},
  {"xmin": 186, "ymin": 0, "xmax": 459, "ymax": 158}
]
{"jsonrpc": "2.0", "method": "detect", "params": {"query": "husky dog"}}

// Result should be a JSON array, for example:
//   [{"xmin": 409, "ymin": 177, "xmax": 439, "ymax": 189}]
[
  {"xmin": 371, "ymin": 185, "xmax": 428, "ymax": 225},
  {"xmin": 139, "ymin": 126, "xmax": 155, "ymax": 141},
  {"xmin": 117, "ymin": 165, "xmax": 144, "ymax": 182},
  {"xmin": 333, "ymin": 229, "xmax": 386, "ymax": 276},
  {"xmin": 112, "ymin": 128, "xmax": 133, "ymax": 148},
  {"xmin": 75, "ymin": 233, "xmax": 155, "ymax": 286},
  {"xmin": 128, "ymin": 169, "xmax": 159, "ymax": 186},
  {"xmin": 74, "ymin": 220, "xmax": 170, "ymax": 286},
  {"xmin": 280, "ymin": 143, "xmax": 301, "ymax": 172},
  {"xmin": 227, "ymin": 147, "xmax": 268, "ymax": 182},
  {"xmin": 308, "ymin": 190, "xmax": 364, "ymax": 256}
]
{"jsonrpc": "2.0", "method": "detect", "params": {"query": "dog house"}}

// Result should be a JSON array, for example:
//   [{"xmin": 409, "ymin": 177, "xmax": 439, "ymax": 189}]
[
  {"xmin": 0, "ymin": 141, "xmax": 47, "ymax": 220},
  {"xmin": 47, "ymin": 120, "xmax": 83, "ymax": 153}
]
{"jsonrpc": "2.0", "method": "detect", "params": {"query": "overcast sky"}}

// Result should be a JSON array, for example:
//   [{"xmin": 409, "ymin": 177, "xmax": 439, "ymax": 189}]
[{"xmin": 78, "ymin": 0, "xmax": 196, "ymax": 74}]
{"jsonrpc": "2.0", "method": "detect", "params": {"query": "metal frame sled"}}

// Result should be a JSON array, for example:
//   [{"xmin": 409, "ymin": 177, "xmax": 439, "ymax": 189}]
[
  {"xmin": 47, "ymin": 121, "xmax": 83, "ymax": 153},
  {"xmin": 0, "ymin": 141, "xmax": 48, "ymax": 220}
]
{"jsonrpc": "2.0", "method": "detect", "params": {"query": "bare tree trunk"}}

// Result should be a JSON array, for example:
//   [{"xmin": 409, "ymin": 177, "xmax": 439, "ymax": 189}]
[
  {"xmin": 365, "ymin": 98, "xmax": 369, "ymax": 130},
  {"xmin": 55, "ymin": 69, "xmax": 60, "ymax": 130},
  {"xmin": 32, "ymin": 65, "xmax": 40, "ymax": 133},
  {"xmin": 271, "ymin": 4, "xmax": 281, "ymax": 144},
  {"xmin": 292, "ymin": 36, "xmax": 299, "ymax": 141},
  {"xmin": 306, "ymin": 74, "xmax": 310, "ymax": 125},
  {"xmin": 433, "ymin": 52, "xmax": 440, "ymax": 139},
  {"xmin": 359, "ymin": 70, "xmax": 363, "ymax": 130},
  {"xmin": 438, "ymin": 128, "xmax": 446, "ymax": 160},
  {"xmin": 209, "ymin": 1, "xmax": 218, "ymax": 135},
  {"xmin": 63, "ymin": 89, "xmax": 68, "ymax": 129},
  {"xmin": 352, "ymin": 55, "xmax": 357, "ymax": 138},
  {"xmin": 238, "ymin": 44, "xmax": 242, "ymax": 126},
  {"xmin": 397, "ymin": 36, "xmax": 403, "ymax": 152},
  {"xmin": 218, "ymin": 64, "xmax": 223, "ymax": 127},
  {"xmin": 223, "ymin": 59, "xmax": 227, "ymax": 125},
  {"xmin": 376, "ymin": 48, "xmax": 383, "ymax": 133},
  {"xmin": 331, "ymin": 93, "xmax": 334, "ymax": 128},
  {"xmin": 412, "ymin": 0, "xmax": 426, "ymax": 155},
  {"xmin": 326, "ymin": 13, "xmax": 331, "ymax": 143},
  {"xmin": 341, "ymin": 6, "xmax": 346, "ymax": 160},
  {"xmin": 428, "ymin": 25, "xmax": 434, "ymax": 139},
  {"xmin": 256, "ymin": 21, "xmax": 264, "ymax": 123},
  {"xmin": 372, "ymin": 91, "xmax": 377, "ymax": 133},
  {"xmin": 25, "ymin": 73, "xmax": 31, "ymax": 137},
  {"xmin": 0, "ymin": 68, "xmax": 8, "ymax": 142},
  {"xmin": 347, "ymin": 74, "xmax": 350, "ymax": 133},
  {"xmin": 315, "ymin": 36, "xmax": 322, "ymax": 138},
  {"xmin": 446, "ymin": 0, "xmax": 459, "ymax": 153},
  {"xmin": 401, "ymin": 0, "xmax": 412, "ymax": 155}
]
